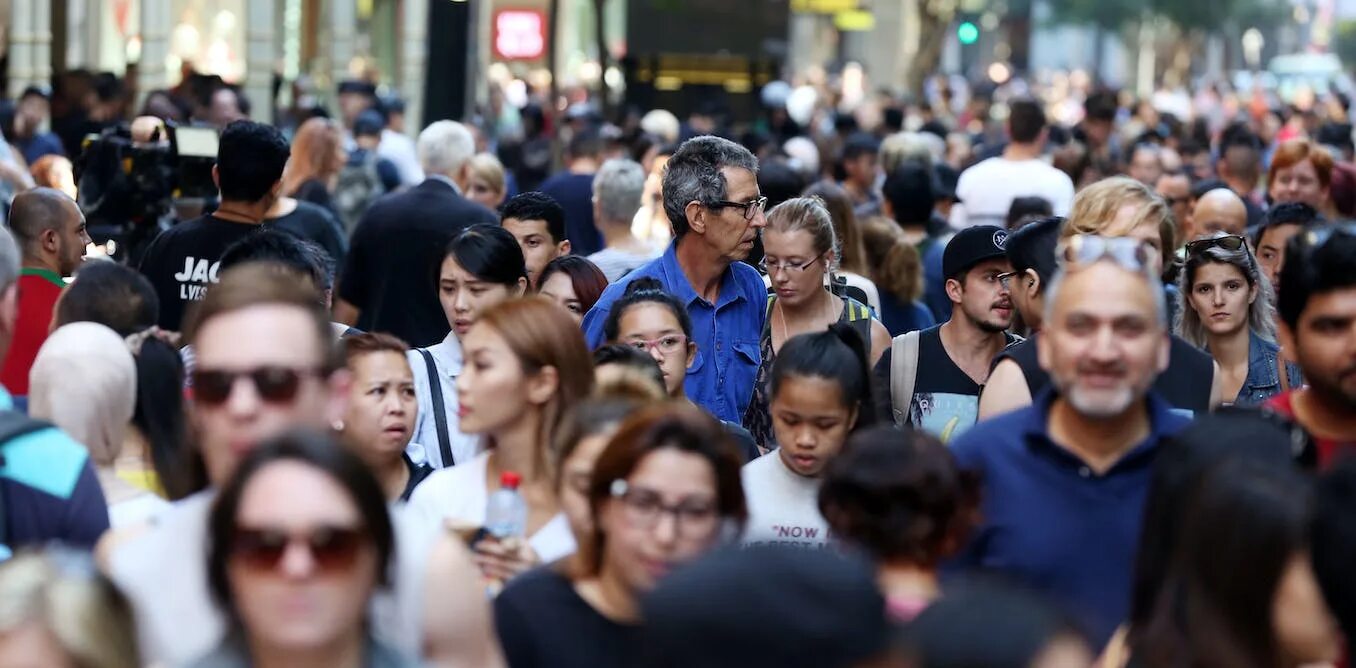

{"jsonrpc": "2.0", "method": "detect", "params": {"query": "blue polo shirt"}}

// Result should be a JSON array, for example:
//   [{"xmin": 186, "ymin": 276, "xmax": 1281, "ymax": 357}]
[
  {"xmin": 582, "ymin": 242, "xmax": 766, "ymax": 423},
  {"xmin": 944, "ymin": 389, "xmax": 1189, "ymax": 647}
]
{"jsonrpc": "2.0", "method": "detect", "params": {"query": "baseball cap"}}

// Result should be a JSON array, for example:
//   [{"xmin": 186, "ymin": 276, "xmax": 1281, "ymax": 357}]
[
  {"xmin": 336, "ymin": 80, "xmax": 376, "ymax": 97},
  {"xmin": 353, "ymin": 109, "xmax": 386, "ymax": 137},
  {"xmin": 943, "ymin": 224, "xmax": 1010, "ymax": 279},
  {"xmin": 641, "ymin": 545, "xmax": 890, "ymax": 668}
]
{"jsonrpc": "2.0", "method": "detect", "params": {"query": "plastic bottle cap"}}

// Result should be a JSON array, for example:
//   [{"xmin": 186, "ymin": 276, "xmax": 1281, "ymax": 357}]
[{"xmin": 500, "ymin": 471, "xmax": 522, "ymax": 489}]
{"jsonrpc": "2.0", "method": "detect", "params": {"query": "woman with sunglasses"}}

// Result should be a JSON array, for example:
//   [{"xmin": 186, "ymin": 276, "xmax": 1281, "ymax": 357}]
[
  {"xmin": 601, "ymin": 279, "xmax": 761, "ymax": 461},
  {"xmin": 493, "ymin": 402, "xmax": 746, "ymax": 668},
  {"xmin": 744, "ymin": 198, "xmax": 889, "ymax": 449},
  {"xmin": 1178, "ymin": 232, "xmax": 1302, "ymax": 406},
  {"xmin": 197, "ymin": 431, "xmax": 417, "ymax": 667},
  {"xmin": 410, "ymin": 224, "xmax": 528, "ymax": 471},
  {"xmin": 338, "ymin": 333, "xmax": 431, "ymax": 503},
  {"xmin": 408, "ymin": 298, "xmax": 594, "ymax": 586},
  {"xmin": 741, "ymin": 324, "xmax": 875, "ymax": 550}
]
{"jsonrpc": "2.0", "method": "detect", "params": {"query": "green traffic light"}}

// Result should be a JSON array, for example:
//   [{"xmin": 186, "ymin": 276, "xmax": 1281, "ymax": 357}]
[{"xmin": 958, "ymin": 21, "xmax": 979, "ymax": 45}]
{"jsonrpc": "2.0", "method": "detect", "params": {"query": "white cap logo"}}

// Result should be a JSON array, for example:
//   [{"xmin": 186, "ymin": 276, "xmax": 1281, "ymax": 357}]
[{"xmin": 993, "ymin": 230, "xmax": 1009, "ymax": 250}]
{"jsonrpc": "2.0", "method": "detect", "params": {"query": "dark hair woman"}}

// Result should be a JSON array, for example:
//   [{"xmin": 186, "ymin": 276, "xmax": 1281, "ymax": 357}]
[
  {"xmin": 409, "ymin": 224, "xmax": 528, "ymax": 470},
  {"xmin": 537, "ymin": 255, "xmax": 608, "ymax": 324},
  {"xmin": 492, "ymin": 402, "xmax": 746, "ymax": 668}
]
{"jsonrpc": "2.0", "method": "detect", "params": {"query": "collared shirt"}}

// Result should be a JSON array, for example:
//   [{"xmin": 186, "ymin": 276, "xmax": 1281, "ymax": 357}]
[
  {"xmin": 406, "ymin": 333, "xmax": 483, "ymax": 469},
  {"xmin": 945, "ymin": 389, "xmax": 1190, "ymax": 647},
  {"xmin": 582, "ymin": 242, "xmax": 767, "ymax": 423}
]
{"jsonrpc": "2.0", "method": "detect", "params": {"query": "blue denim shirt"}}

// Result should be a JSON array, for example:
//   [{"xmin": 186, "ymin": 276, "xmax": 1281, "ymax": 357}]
[
  {"xmin": 1237, "ymin": 331, "xmax": 1304, "ymax": 407},
  {"xmin": 583, "ymin": 242, "xmax": 766, "ymax": 423}
]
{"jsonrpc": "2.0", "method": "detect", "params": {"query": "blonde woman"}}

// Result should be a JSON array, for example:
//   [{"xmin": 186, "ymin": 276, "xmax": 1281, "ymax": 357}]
[{"xmin": 0, "ymin": 548, "xmax": 141, "ymax": 668}]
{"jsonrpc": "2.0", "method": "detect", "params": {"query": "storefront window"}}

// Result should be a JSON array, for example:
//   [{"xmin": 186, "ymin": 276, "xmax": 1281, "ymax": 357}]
[{"xmin": 170, "ymin": 0, "xmax": 246, "ymax": 82}]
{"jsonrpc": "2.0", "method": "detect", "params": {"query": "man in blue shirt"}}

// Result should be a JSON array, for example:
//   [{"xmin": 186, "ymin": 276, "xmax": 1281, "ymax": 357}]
[
  {"xmin": 583, "ymin": 136, "xmax": 767, "ymax": 423},
  {"xmin": 946, "ymin": 237, "xmax": 1190, "ymax": 649}
]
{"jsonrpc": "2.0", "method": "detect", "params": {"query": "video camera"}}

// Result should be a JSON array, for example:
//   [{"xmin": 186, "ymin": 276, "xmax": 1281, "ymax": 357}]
[{"xmin": 73, "ymin": 122, "xmax": 219, "ymax": 257}]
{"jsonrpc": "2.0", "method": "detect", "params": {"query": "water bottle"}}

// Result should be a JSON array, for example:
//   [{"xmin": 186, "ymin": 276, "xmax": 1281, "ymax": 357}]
[{"xmin": 485, "ymin": 471, "xmax": 527, "ymax": 539}]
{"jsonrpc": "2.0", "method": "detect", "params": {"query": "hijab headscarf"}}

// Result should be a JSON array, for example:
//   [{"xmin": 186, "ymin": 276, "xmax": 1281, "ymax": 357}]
[{"xmin": 29, "ymin": 322, "xmax": 137, "ymax": 466}]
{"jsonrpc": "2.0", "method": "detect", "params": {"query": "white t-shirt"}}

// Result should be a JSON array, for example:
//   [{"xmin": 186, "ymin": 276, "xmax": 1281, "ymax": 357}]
[
  {"xmin": 108, "ymin": 491, "xmax": 437, "ymax": 666},
  {"xmin": 407, "ymin": 452, "xmax": 577, "ymax": 563},
  {"xmin": 739, "ymin": 452, "xmax": 832, "ymax": 549},
  {"xmin": 587, "ymin": 246, "xmax": 662, "ymax": 283},
  {"xmin": 950, "ymin": 157, "xmax": 1075, "ymax": 229}
]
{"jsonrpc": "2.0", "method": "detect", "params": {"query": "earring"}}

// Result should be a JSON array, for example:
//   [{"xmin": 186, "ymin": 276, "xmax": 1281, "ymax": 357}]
[{"xmin": 332, "ymin": 419, "xmax": 345, "ymax": 431}]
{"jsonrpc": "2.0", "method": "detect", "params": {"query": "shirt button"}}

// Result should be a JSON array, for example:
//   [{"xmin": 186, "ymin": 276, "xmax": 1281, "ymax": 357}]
[{"xmin": 1078, "ymin": 466, "xmax": 1092, "ymax": 478}]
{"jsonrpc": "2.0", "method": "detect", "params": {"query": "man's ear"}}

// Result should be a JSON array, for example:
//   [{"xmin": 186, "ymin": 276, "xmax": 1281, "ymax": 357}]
[
  {"xmin": 514, "ymin": 277, "xmax": 529, "ymax": 297},
  {"xmin": 1024, "ymin": 269, "xmax": 1042, "ymax": 301},
  {"xmin": 212, "ymin": 165, "xmax": 221, "ymax": 191},
  {"xmin": 944, "ymin": 277, "xmax": 964, "ymax": 305},
  {"xmin": 685, "ymin": 201, "xmax": 707, "ymax": 236},
  {"xmin": 558, "ymin": 240, "xmax": 571, "ymax": 257}
]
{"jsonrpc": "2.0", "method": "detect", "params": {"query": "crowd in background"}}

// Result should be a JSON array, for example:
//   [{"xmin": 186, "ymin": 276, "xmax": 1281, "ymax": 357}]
[{"xmin": 0, "ymin": 62, "xmax": 1350, "ymax": 668}]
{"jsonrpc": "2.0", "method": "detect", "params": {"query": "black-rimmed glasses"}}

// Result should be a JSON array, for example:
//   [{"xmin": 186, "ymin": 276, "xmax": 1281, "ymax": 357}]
[{"xmin": 707, "ymin": 196, "xmax": 769, "ymax": 221}]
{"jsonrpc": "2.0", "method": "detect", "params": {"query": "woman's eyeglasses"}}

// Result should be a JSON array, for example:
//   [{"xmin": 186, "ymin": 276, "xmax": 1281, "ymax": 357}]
[
  {"xmin": 229, "ymin": 525, "xmax": 370, "ymax": 574},
  {"xmin": 609, "ymin": 479, "xmax": 718, "ymax": 539},
  {"xmin": 192, "ymin": 366, "xmax": 327, "ymax": 406},
  {"xmin": 627, "ymin": 335, "xmax": 689, "ymax": 356},
  {"xmin": 1185, "ymin": 234, "xmax": 1247, "ymax": 257},
  {"xmin": 706, "ymin": 196, "xmax": 769, "ymax": 221},
  {"xmin": 759, "ymin": 251, "xmax": 828, "ymax": 275}
]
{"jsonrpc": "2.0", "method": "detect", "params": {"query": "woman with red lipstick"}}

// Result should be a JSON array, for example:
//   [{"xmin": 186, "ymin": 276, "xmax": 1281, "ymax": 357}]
[
  {"xmin": 744, "ymin": 197, "xmax": 889, "ymax": 449},
  {"xmin": 740, "ymin": 323, "xmax": 875, "ymax": 550},
  {"xmin": 408, "ymin": 225, "xmax": 528, "ymax": 471},
  {"xmin": 408, "ymin": 298, "xmax": 594, "ymax": 585},
  {"xmin": 1177, "ymin": 232, "xmax": 1302, "ymax": 406},
  {"xmin": 493, "ymin": 402, "xmax": 746, "ymax": 668},
  {"xmin": 338, "ymin": 333, "xmax": 431, "ymax": 502}
]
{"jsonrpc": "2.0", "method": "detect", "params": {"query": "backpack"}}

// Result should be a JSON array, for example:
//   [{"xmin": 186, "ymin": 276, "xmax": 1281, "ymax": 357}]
[
  {"xmin": 334, "ymin": 150, "xmax": 384, "ymax": 233},
  {"xmin": 889, "ymin": 331, "xmax": 921, "ymax": 427},
  {"xmin": 0, "ymin": 411, "xmax": 59, "ymax": 547}
]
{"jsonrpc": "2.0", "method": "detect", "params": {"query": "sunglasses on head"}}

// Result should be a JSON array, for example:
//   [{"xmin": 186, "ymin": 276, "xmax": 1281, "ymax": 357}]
[
  {"xmin": 191, "ymin": 366, "xmax": 327, "ymax": 406},
  {"xmin": 1185, "ymin": 234, "xmax": 1247, "ymax": 257},
  {"xmin": 230, "ymin": 525, "xmax": 369, "ymax": 574},
  {"xmin": 1057, "ymin": 235, "xmax": 1153, "ymax": 273}
]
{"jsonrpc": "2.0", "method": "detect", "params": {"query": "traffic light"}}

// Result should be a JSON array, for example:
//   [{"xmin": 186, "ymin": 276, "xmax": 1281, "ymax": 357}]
[{"xmin": 957, "ymin": 21, "xmax": 979, "ymax": 45}]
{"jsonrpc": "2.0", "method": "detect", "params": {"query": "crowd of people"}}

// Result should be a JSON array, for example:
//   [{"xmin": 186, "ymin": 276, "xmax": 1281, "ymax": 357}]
[{"xmin": 0, "ymin": 67, "xmax": 1351, "ymax": 668}]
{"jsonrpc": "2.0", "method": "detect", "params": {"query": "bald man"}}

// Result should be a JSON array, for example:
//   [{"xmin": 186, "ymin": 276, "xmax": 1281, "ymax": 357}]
[
  {"xmin": 0, "ymin": 188, "xmax": 90, "ymax": 393},
  {"xmin": 1186, "ymin": 188, "xmax": 1248, "ymax": 242}
]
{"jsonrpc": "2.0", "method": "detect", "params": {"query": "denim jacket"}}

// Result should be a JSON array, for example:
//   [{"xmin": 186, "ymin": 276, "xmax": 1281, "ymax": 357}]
[{"xmin": 1237, "ymin": 331, "xmax": 1304, "ymax": 406}]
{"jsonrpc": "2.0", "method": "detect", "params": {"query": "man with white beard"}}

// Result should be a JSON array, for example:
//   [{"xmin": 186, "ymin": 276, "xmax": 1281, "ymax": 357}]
[{"xmin": 943, "ymin": 235, "xmax": 1191, "ymax": 649}]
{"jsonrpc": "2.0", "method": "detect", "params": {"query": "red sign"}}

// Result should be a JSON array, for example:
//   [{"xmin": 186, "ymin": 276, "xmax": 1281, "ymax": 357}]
[{"xmin": 493, "ymin": 10, "xmax": 547, "ymax": 61}]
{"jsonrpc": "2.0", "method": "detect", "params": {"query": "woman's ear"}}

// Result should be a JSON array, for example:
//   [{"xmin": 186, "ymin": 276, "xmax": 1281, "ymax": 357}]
[
  {"xmin": 845, "ymin": 405, "xmax": 860, "ymax": 431},
  {"xmin": 526, "ymin": 365, "xmax": 560, "ymax": 406},
  {"xmin": 1248, "ymin": 281, "xmax": 1259, "ymax": 305},
  {"xmin": 685, "ymin": 341, "xmax": 697, "ymax": 370}
]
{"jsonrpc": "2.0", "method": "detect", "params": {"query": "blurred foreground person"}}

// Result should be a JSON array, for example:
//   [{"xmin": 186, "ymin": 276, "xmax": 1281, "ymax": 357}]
[
  {"xmin": 0, "ymin": 548, "xmax": 140, "ymax": 668},
  {"xmin": 900, "ymin": 581, "xmax": 1093, "ymax": 668}
]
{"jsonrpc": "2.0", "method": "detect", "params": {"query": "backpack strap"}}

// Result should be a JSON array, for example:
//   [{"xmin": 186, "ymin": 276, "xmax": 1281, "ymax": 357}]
[
  {"xmin": 417, "ymin": 349, "xmax": 454, "ymax": 468},
  {"xmin": 890, "ymin": 331, "xmax": 921, "ymax": 427}
]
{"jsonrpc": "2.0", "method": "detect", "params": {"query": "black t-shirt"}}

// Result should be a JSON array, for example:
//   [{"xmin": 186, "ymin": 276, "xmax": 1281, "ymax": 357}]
[
  {"xmin": 266, "ymin": 200, "xmax": 348, "ymax": 266},
  {"xmin": 494, "ymin": 567, "xmax": 640, "ymax": 668},
  {"xmin": 990, "ymin": 332, "xmax": 1215, "ymax": 417},
  {"xmin": 906, "ymin": 325, "xmax": 1016, "ymax": 443},
  {"xmin": 137, "ymin": 215, "xmax": 263, "ymax": 330}
]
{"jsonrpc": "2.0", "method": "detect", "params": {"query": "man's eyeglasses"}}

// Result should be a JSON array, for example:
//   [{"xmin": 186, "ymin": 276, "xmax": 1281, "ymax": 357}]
[
  {"xmin": 1185, "ymin": 234, "xmax": 1247, "ymax": 257},
  {"xmin": 996, "ymin": 271, "xmax": 1020, "ymax": 290},
  {"xmin": 191, "ymin": 366, "xmax": 328, "ymax": 406},
  {"xmin": 707, "ymin": 196, "xmax": 769, "ymax": 221},
  {"xmin": 229, "ymin": 524, "xmax": 370, "ymax": 574},
  {"xmin": 609, "ymin": 479, "xmax": 719, "ymax": 538},
  {"xmin": 627, "ymin": 335, "xmax": 689, "ymax": 356},
  {"xmin": 1058, "ymin": 235, "xmax": 1153, "ymax": 273},
  {"xmin": 759, "ymin": 251, "xmax": 828, "ymax": 275}
]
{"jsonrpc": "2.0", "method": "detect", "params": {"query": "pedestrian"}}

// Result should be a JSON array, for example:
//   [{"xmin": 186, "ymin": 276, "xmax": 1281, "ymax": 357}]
[
  {"xmin": 979, "ymin": 177, "xmax": 1221, "ymax": 417},
  {"xmin": 0, "ymin": 548, "xmax": 141, "ymax": 668},
  {"xmin": 583, "ymin": 136, "xmax": 768, "ymax": 425},
  {"xmin": 537, "ymin": 255, "xmax": 608, "ymax": 324},
  {"xmin": 947, "ymin": 236, "xmax": 1191, "ymax": 648},
  {"xmin": 1184, "ymin": 188, "xmax": 1248, "ymax": 242},
  {"xmin": 883, "ymin": 224, "xmax": 1016, "ymax": 443},
  {"xmin": 540, "ymin": 128, "xmax": 607, "ymax": 255},
  {"xmin": 194, "ymin": 432, "xmax": 419, "ymax": 667},
  {"xmin": 1268, "ymin": 139, "xmax": 1336, "ymax": 218},
  {"xmin": 493, "ymin": 402, "xmax": 746, "ymax": 668},
  {"xmin": 819, "ymin": 425, "xmax": 976, "ymax": 621},
  {"xmin": 338, "ymin": 333, "xmax": 431, "ymax": 502},
  {"xmin": 745, "ymin": 198, "xmax": 888, "ymax": 448},
  {"xmin": 408, "ymin": 298, "xmax": 594, "ymax": 583},
  {"xmin": 859, "ymin": 215, "xmax": 934, "ymax": 337},
  {"xmin": 29, "ymin": 322, "xmax": 168, "ymax": 527},
  {"xmin": 1130, "ymin": 459, "xmax": 1340, "ymax": 667},
  {"xmin": 138, "ymin": 120, "xmax": 290, "ymax": 330},
  {"xmin": 900, "ymin": 581, "xmax": 1093, "ymax": 668},
  {"xmin": 335, "ymin": 120, "xmax": 499, "ymax": 347},
  {"xmin": 591, "ymin": 343, "xmax": 667, "ymax": 399},
  {"xmin": 501, "ymin": 191, "xmax": 570, "ymax": 289},
  {"xmin": 262, "ymin": 194, "xmax": 347, "ymax": 268},
  {"xmin": 1253, "ymin": 202, "xmax": 1323, "ymax": 296},
  {"xmin": 1, "ymin": 188, "xmax": 90, "ymax": 394},
  {"xmin": 952, "ymin": 98, "xmax": 1074, "ymax": 228},
  {"xmin": 1266, "ymin": 224, "xmax": 1356, "ymax": 466},
  {"xmin": 1178, "ymin": 233, "xmax": 1301, "ymax": 405},
  {"xmin": 281, "ymin": 117, "xmax": 346, "ymax": 220},
  {"xmin": 1312, "ymin": 457, "xmax": 1356, "ymax": 643},
  {"xmin": 553, "ymin": 394, "xmax": 654, "ymax": 549},
  {"xmin": 407, "ymin": 224, "xmax": 527, "ymax": 470},
  {"xmin": 466, "ymin": 153, "xmax": 508, "ymax": 211},
  {"xmin": 742, "ymin": 324, "xmax": 875, "ymax": 549},
  {"xmin": 587, "ymin": 158, "xmax": 659, "ymax": 282},
  {"xmin": 105, "ymin": 264, "xmax": 499, "ymax": 667}
]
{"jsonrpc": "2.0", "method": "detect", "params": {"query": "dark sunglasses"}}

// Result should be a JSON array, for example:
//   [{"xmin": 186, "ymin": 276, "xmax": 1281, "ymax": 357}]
[
  {"xmin": 191, "ymin": 366, "xmax": 327, "ymax": 406},
  {"xmin": 230, "ymin": 525, "xmax": 369, "ymax": 574},
  {"xmin": 1185, "ymin": 234, "xmax": 1247, "ymax": 256}
]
